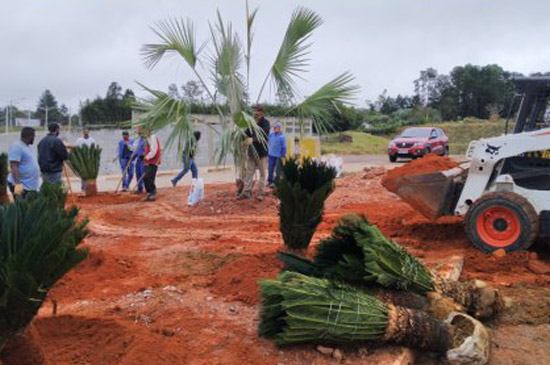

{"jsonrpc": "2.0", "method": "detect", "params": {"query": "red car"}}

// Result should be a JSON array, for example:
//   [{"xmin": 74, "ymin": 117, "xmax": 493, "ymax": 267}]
[{"xmin": 388, "ymin": 127, "xmax": 449, "ymax": 162}]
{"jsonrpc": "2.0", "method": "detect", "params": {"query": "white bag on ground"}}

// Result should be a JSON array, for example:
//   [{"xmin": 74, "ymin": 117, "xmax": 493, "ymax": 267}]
[
  {"xmin": 322, "ymin": 155, "xmax": 343, "ymax": 178},
  {"xmin": 187, "ymin": 178, "xmax": 204, "ymax": 206}
]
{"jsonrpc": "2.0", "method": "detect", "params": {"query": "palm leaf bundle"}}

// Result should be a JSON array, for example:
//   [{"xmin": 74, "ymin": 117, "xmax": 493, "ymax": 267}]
[
  {"xmin": 0, "ymin": 154, "xmax": 8, "ymax": 205},
  {"xmin": 279, "ymin": 214, "xmax": 502, "ymax": 319},
  {"xmin": 0, "ymin": 192, "xmax": 89, "ymax": 351},
  {"xmin": 68, "ymin": 144, "xmax": 102, "ymax": 196},
  {"xmin": 276, "ymin": 158, "xmax": 337, "ymax": 253},
  {"xmin": 259, "ymin": 271, "xmax": 486, "ymax": 355}
]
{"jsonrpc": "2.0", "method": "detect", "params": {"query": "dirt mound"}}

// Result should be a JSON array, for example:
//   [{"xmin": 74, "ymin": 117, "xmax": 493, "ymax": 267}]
[
  {"xmin": 211, "ymin": 254, "xmax": 283, "ymax": 305},
  {"xmin": 381, "ymin": 154, "xmax": 459, "ymax": 186},
  {"xmin": 70, "ymin": 193, "xmax": 142, "ymax": 207},
  {"xmin": 1, "ymin": 324, "xmax": 48, "ymax": 365},
  {"xmin": 34, "ymin": 315, "xmax": 186, "ymax": 365},
  {"xmin": 186, "ymin": 184, "xmax": 279, "ymax": 216}
]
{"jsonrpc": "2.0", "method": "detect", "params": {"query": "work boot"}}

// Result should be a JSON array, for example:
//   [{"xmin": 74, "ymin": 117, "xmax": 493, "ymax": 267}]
[
  {"xmin": 144, "ymin": 193, "xmax": 157, "ymax": 202},
  {"xmin": 236, "ymin": 192, "xmax": 251, "ymax": 201},
  {"xmin": 171, "ymin": 179, "xmax": 177, "ymax": 188},
  {"xmin": 257, "ymin": 194, "xmax": 264, "ymax": 201},
  {"xmin": 235, "ymin": 179, "xmax": 244, "ymax": 196}
]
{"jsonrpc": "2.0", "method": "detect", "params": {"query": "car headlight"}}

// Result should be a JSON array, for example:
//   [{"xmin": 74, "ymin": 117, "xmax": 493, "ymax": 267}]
[
  {"xmin": 388, "ymin": 142, "xmax": 396, "ymax": 148},
  {"xmin": 412, "ymin": 142, "xmax": 424, "ymax": 147}
]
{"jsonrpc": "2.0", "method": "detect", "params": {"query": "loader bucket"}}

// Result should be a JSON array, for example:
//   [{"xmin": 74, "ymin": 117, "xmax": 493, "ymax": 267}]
[{"xmin": 382, "ymin": 170, "xmax": 458, "ymax": 220}]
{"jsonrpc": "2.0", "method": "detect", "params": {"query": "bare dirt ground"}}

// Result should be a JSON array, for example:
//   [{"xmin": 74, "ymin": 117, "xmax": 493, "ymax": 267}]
[{"xmin": 4, "ymin": 167, "xmax": 550, "ymax": 364}]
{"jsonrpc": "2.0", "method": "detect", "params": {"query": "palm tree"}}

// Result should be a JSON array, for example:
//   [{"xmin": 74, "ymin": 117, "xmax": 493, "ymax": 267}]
[
  {"xmin": 138, "ymin": 4, "xmax": 359, "ymax": 181},
  {"xmin": 68, "ymin": 145, "xmax": 102, "ymax": 196},
  {"xmin": 0, "ymin": 185, "xmax": 89, "ymax": 351}
]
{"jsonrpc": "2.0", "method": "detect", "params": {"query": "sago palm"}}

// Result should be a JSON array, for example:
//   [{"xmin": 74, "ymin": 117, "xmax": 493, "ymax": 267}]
[
  {"xmin": 276, "ymin": 158, "xmax": 336, "ymax": 254},
  {"xmin": 279, "ymin": 214, "xmax": 502, "ymax": 319},
  {"xmin": 259, "ymin": 271, "xmax": 489, "ymax": 361},
  {"xmin": 0, "ymin": 154, "xmax": 8, "ymax": 205},
  {"xmin": 139, "ymin": 4, "xmax": 359, "ymax": 171},
  {"xmin": 68, "ymin": 145, "xmax": 102, "ymax": 196},
  {"xmin": 0, "ymin": 187, "xmax": 89, "ymax": 351}
]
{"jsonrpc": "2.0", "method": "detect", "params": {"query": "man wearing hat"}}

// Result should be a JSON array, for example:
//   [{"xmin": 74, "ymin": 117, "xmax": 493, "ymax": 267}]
[
  {"xmin": 267, "ymin": 121, "xmax": 286, "ymax": 187},
  {"xmin": 238, "ymin": 105, "xmax": 270, "ymax": 201}
]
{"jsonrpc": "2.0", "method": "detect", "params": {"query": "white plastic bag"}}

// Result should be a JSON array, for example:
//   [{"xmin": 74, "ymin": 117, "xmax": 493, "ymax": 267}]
[
  {"xmin": 322, "ymin": 155, "xmax": 343, "ymax": 178},
  {"xmin": 187, "ymin": 178, "xmax": 204, "ymax": 206}
]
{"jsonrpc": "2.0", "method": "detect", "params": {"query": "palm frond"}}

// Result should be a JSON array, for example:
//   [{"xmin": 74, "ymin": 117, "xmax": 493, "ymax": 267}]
[
  {"xmin": 0, "ymin": 192, "xmax": 88, "ymax": 348},
  {"xmin": 276, "ymin": 158, "xmax": 336, "ymax": 251},
  {"xmin": 245, "ymin": 1, "xmax": 258, "ymax": 90},
  {"xmin": 209, "ymin": 11, "xmax": 246, "ymax": 117},
  {"xmin": 136, "ymin": 83, "xmax": 195, "ymax": 155},
  {"xmin": 142, "ymin": 18, "xmax": 203, "ymax": 70},
  {"xmin": 257, "ymin": 7, "xmax": 322, "ymax": 103},
  {"xmin": 290, "ymin": 72, "xmax": 359, "ymax": 135},
  {"xmin": 68, "ymin": 145, "xmax": 102, "ymax": 181}
]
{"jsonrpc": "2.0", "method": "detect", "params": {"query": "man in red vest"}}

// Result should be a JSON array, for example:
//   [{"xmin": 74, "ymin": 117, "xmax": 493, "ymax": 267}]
[{"xmin": 142, "ymin": 127, "xmax": 162, "ymax": 201}]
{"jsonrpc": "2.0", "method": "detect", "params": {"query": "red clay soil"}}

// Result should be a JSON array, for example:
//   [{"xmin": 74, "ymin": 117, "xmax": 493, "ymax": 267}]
[
  {"xmin": 4, "ymin": 166, "xmax": 550, "ymax": 364},
  {"xmin": 381, "ymin": 154, "xmax": 459, "ymax": 186}
]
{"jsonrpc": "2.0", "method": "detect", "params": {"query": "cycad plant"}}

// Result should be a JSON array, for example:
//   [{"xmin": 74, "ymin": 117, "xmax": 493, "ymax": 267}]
[
  {"xmin": 276, "ymin": 158, "xmax": 336, "ymax": 254},
  {"xmin": 0, "ymin": 154, "xmax": 8, "ymax": 205},
  {"xmin": 259, "ymin": 271, "xmax": 487, "ymax": 357},
  {"xmin": 68, "ymin": 144, "xmax": 102, "ymax": 196},
  {"xmin": 138, "ymin": 5, "xmax": 358, "ymax": 177},
  {"xmin": 0, "ymin": 189, "xmax": 89, "ymax": 351},
  {"xmin": 279, "ymin": 214, "xmax": 502, "ymax": 319}
]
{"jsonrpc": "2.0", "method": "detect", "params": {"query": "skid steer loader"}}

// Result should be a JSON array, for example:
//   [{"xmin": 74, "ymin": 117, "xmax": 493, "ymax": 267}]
[{"xmin": 385, "ymin": 76, "xmax": 550, "ymax": 253}]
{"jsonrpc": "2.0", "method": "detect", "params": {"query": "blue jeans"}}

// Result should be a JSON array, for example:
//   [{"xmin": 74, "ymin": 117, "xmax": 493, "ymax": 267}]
[
  {"xmin": 120, "ymin": 158, "xmax": 134, "ymax": 190},
  {"xmin": 172, "ymin": 157, "xmax": 198, "ymax": 185},
  {"xmin": 135, "ymin": 157, "xmax": 145, "ymax": 193},
  {"xmin": 42, "ymin": 171, "xmax": 62, "ymax": 185},
  {"xmin": 268, "ymin": 156, "xmax": 282, "ymax": 184}
]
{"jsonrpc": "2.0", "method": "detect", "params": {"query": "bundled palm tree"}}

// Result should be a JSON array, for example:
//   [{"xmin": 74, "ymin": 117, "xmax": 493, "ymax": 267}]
[
  {"xmin": 138, "ymin": 5, "xmax": 358, "ymax": 182},
  {"xmin": 259, "ymin": 271, "xmax": 489, "ymax": 363},
  {"xmin": 279, "ymin": 214, "xmax": 502, "ymax": 319},
  {"xmin": 0, "ymin": 188, "xmax": 89, "ymax": 351},
  {"xmin": 68, "ymin": 144, "xmax": 101, "ymax": 196},
  {"xmin": 276, "ymin": 158, "xmax": 336, "ymax": 254},
  {"xmin": 0, "ymin": 154, "xmax": 8, "ymax": 205}
]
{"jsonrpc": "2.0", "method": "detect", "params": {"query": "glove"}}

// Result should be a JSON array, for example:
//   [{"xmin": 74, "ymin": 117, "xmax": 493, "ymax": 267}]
[
  {"xmin": 14, "ymin": 183, "xmax": 24, "ymax": 196},
  {"xmin": 244, "ymin": 137, "xmax": 253, "ymax": 146}
]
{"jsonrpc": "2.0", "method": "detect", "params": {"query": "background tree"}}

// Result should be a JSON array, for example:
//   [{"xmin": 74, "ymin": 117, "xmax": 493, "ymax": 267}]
[
  {"xmin": 80, "ymin": 82, "xmax": 135, "ymax": 126},
  {"xmin": 35, "ymin": 90, "xmax": 61, "ymax": 125}
]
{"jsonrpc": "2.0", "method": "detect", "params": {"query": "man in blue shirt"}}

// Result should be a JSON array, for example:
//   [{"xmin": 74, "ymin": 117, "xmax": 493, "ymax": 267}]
[
  {"xmin": 8, "ymin": 127, "xmax": 40, "ymax": 198},
  {"xmin": 133, "ymin": 127, "xmax": 146, "ymax": 194},
  {"xmin": 117, "ymin": 131, "xmax": 134, "ymax": 192},
  {"xmin": 267, "ymin": 121, "xmax": 286, "ymax": 187}
]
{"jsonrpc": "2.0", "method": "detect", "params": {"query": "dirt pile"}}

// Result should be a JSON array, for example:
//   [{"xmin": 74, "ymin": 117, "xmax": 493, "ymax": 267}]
[
  {"xmin": 381, "ymin": 154, "xmax": 459, "ymax": 187},
  {"xmin": 211, "ymin": 254, "xmax": 283, "ymax": 304}
]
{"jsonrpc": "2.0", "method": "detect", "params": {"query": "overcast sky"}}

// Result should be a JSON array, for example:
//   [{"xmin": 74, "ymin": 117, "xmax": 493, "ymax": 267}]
[{"xmin": 1, "ymin": 0, "xmax": 550, "ymax": 112}]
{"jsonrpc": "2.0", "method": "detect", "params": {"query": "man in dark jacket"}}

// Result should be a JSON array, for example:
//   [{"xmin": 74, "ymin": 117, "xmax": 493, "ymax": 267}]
[
  {"xmin": 238, "ymin": 105, "xmax": 270, "ymax": 201},
  {"xmin": 37, "ymin": 123, "xmax": 69, "ymax": 185}
]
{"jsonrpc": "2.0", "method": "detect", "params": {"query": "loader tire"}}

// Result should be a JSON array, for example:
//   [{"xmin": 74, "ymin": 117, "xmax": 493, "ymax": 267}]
[{"xmin": 466, "ymin": 192, "xmax": 538, "ymax": 253}]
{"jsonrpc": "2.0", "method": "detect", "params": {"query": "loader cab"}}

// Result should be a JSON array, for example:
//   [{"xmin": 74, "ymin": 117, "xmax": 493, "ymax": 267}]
[{"xmin": 512, "ymin": 76, "xmax": 550, "ymax": 133}]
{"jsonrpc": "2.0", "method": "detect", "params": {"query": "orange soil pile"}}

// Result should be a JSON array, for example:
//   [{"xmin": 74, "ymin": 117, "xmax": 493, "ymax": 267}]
[
  {"xmin": 211, "ymin": 254, "xmax": 283, "ymax": 305},
  {"xmin": 381, "ymin": 154, "xmax": 459, "ymax": 186},
  {"xmin": 69, "ymin": 193, "xmax": 142, "ymax": 207}
]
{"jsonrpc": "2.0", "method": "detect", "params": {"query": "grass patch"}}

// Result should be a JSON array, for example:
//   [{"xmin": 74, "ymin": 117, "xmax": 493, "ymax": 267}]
[
  {"xmin": 321, "ymin": 131, "xmax": 389, "ymax": 155},
  {"xmin": 431, "ymin": 120, "xmax": 508, "ymax": 155}
]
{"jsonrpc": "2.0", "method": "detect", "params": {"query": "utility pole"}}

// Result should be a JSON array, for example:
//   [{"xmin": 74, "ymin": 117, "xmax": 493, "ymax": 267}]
[
  {"xmin": 4, "ymin": 106, "xmax": 8, "ymax": 135},
  {"xmin": 39, "ymin": 105, "xmax": 56, "ymax": 130}
]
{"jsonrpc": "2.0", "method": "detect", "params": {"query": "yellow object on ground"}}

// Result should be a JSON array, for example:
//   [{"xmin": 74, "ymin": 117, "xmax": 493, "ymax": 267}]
[
  {"xmin": 300, "ymin": 136, "xmax": 321, "ymax": 159},
  {"xmin": 286, "ymin": 136, "xmax": 295, "ymax": 159}
]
